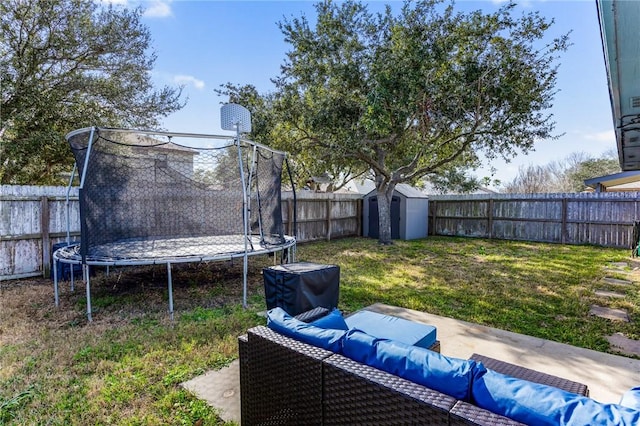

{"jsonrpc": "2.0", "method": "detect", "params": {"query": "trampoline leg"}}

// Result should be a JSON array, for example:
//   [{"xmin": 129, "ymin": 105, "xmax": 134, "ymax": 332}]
[
  {"xmin": 167, "ymin": 263, "xmax": 174, "ymax": 321},
  {"xmin": 70, "ymin": 268, "xmax": 75, "ymax": 292},
  {"xmin": 53, "ymin": 257, "xmax": 59, "ymax": 307},
  {"xmin": 242, "ymin": 255, "xmax": 248, "ymax": 309},
  {"xmin": 84, "ymin": 264, "xmax": 92, "ymax": 322}
]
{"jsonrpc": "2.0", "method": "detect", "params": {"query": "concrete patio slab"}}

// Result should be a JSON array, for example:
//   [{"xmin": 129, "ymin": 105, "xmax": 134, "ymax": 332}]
[
  {"xmin": 184, "ymin": 304, "xmax": 640, "ymax": 423},
  {"xmin": 181, "ymin": 361, "xmax": 240, "ymax": 424},
  {"xmin": 369, "ymin": 303, "xmax": 640, "ymax": 405}
]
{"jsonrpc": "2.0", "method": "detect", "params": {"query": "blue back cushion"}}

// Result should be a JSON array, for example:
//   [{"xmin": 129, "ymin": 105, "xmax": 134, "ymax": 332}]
[
  {"xmin": 473, "ymin": 369, "xmax": 640, "ymax": 426},
  {"xmin": 620, "ymin": 386, "xmax": 640, "ymax": 411},
  {"xmin": 344, "ymin": 309, "xmax": 437, "ymax": 349},
  {"xmin": 267, "ymin": 307, "xmax": 347, "ymax": 352},
  {"xmin": 342, "ymin": 329, "xmax": 477, "ymax": 401},
  {"xmin": 310, "ymin": 308, "xmax": 349, "ymax": 330}
]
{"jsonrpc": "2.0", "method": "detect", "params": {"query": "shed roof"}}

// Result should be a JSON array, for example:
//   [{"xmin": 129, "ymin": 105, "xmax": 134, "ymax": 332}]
[
  {"xmin": 365, "ymin": 183, "xmax": 429, "ymax": 199},
  {"xmin": 584, "ymin": 170, "xmax": 640, "ymax": 191}
]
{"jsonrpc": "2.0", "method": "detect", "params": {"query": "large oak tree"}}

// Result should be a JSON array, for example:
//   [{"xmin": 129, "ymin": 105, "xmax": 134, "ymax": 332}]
[
  {"xmin": 1, "ymin": 0, "xmax": 184, "ymax": 184},
  {"xmin": 224, "ymin": 0, "xmax": 569, "ymax": 244}
]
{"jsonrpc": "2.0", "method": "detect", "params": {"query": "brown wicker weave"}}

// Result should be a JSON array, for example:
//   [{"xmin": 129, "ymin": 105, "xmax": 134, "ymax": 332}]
[
  {"xmin": 293, "ymin": 306, "xmax": 330, "ymax": 322},
  {"xmin": 241, "ymin": 326, "xmax": 333, "ymax": 425},
  {"xmin": 323, "ymin": 353, "xmax": 456, "ymax": 425},
  {"xmin": 238, "ymin": 334, "xmax": 250, "ymax": 425},
  {"xmin": 470, "ymin": 353, "xmax": 589, "ymax": 396},
  {"xmin": 449, "ymin": 400, "xmax": 525, "ymax": 426}
]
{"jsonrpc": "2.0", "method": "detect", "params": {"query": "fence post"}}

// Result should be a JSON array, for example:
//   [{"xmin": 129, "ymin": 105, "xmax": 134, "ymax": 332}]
[
  {"xmin": 41, "ymin": 196, "xmax": 51, "ymax": 278},
  {"xmin": 357, "ymin": 198, "xmax": 362, "ymax": 236},
  {"xmin": 326, "ymin": 199, "xmax": 332, "ymax": 241},
  {"xmin": 488, "ymin": 199, "xmax": 494, "ymax": 239},
  {"xmin": 429, "ymin": 200, "xmax": 436, "ymax": 236},
  {"xmin": 287, "ymin": 199, "xmax": 294, "ymax": 237},
  {"xmin": 561, "ymin": 197, "xmax": 568, "ymax": 244}
]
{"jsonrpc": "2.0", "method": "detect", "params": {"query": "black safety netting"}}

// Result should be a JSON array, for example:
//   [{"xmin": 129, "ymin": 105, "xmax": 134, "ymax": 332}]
[{"xmin": 64, "ymin": 128, "xmax": 290, "ymax": 262}]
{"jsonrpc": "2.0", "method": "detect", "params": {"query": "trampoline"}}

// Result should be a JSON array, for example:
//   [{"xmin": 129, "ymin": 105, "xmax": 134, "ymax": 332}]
[{"xmin": 53, "ymin": 107, "xmax": 296, "ymax": 321}]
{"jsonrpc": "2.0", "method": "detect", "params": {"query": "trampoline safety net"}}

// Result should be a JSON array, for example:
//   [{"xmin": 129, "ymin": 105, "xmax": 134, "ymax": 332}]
[{"xmin": 65, "ymin": 128, "xmax": 289, "ymax": 262}]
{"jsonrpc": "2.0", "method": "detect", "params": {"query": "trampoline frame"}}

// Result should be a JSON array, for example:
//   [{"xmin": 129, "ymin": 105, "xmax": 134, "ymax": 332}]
[{"xmin": 53, "ymin": 127, "xmax": 297, "ymax": 321}]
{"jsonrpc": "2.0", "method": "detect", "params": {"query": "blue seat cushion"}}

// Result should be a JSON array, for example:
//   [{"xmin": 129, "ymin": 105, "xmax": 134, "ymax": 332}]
[
  {"xmin": 267, "ymin": 307, "xmax": 347, "ymax": 352},
  {"xmin": 472, "ymin": 369, "xmax": 640, "ymax": 426},
  {"xmin": 620, "ymin": 386, "xmax": 640, "ymax": 410},
  {"xmin": 309, "ymin": 308, "xmax": 349, "ymax": 330},
  {"xmin": 342, "ymin": 329, "xmax": 477, "ymax": 401},
  {"xmin": 344, "ymin": 310, "xmax": 437, "ymax": 349}
]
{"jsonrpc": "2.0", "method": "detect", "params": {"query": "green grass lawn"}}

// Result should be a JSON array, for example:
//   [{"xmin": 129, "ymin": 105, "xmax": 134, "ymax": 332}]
[{"xmin": 1, "ymin": 236, "xmax": 638, "ymax": 424}]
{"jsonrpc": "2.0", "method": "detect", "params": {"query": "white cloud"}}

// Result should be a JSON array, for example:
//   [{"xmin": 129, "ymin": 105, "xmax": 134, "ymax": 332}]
[
  {"xmin": 174, "ymin": 75, "xmax": 205, "ymax": 90},
  {"xmin": 583, "ymin": 130, "xmax": 615, "ymax": 143},
  {"xmin": 491, "ymin": 0, "xmax": 540, "ymax": 7},
  {"xmin": 143, "ymin": 0, "xmax": 172, "ymax": 18},
  {"xmin": 98, "ymin": 0, "xmax": 129, "ymax": 5}
]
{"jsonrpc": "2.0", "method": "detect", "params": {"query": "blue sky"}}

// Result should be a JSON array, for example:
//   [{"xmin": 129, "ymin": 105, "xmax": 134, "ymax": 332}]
[{"xmin": 125, "ymin": 0, "xmax": 615, "ymax": 186}]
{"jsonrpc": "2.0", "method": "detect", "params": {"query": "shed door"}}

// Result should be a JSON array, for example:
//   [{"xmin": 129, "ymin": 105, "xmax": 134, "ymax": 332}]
[{"xmin": 368, "ymin": 196, "xmax": 400, "ymax": 239}]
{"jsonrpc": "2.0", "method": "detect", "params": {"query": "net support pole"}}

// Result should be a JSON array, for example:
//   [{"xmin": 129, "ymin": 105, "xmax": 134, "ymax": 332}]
[
  {"xmin": 58, "ymin": 159, "xmax": 78, "ymax": 300},
  {"xmin": 167, "ymin": 263, "xmax": 174, "ymax": 320},
  {"xmin": 237, "ymin": 128, "xmax": 249, "ymax": 309},
  {"xmin": 80, "ymin": 127, "xmax": 96, "ymax": 321},
  {"xmin": 221, "ymin": 103, "xmax": 253, "ymax": 309},
  {"xmin": 84, "ymin": 264, "xmax": 92, "ymax": 322},
  {"xmin": 247, "ymin": 145, "xmax": 261, "ymax": 247},
  {"xmin": 53, "ymin": 257, "xmax": 59, "ymax": 307},
  {"xmin": 65, "ymin": 163, "xmax": 77, "ymax": 245},
  {"xmin": 285, "ymin": 157, "xmax": 298, "ymax": 264},
  {"xmin": 79, "ymin": 127, "xmax": 96, "ymax": 190}
]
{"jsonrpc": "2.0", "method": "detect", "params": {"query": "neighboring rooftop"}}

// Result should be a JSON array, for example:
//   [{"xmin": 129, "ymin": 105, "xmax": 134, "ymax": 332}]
[{"xmin": 584, "ymin": 170, "xmax": 640, "ymax": 192}]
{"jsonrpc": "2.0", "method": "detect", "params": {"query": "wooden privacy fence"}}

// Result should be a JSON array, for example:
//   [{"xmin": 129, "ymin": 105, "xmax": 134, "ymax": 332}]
[
  {"xmin": 429, "ymin": 192, "xmax": 640, "ymax": 249},
  {"xmin": 1, "ymin": 185, "xmax": 81, "ymax": 280},
  {"xmin": 4, "ymin": 186, "xmax": 640, "ymax": 280},
  {"xmin": 0, "ymin": 186, "xmax": 362, "ymax": 280},
  {"xmin": 282, "ymin": 191, "xmax": 362, "ymax": 243}
]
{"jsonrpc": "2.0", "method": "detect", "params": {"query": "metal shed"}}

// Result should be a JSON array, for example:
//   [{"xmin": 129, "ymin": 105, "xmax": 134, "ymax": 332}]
[{"xmin": 363, "ymin": 184, "xmax": 429, "ymax": 240}]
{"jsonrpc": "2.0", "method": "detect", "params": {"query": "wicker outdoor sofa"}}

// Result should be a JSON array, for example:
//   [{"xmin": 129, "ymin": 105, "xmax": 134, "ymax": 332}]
[
  {"xmin": 239, "ymin": 304, "xmax": 640, "ymax": 425},
  {"xmin": 238, "ymin": 323, "xmax": 593, "ymax": 425}
]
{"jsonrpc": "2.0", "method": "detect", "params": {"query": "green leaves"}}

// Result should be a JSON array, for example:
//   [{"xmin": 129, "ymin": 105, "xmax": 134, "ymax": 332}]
[
  {"xmin": 270, "ymin": 0, "xmax": 569, "ymax": 184},
  {"xmin": 220, "ymin": 0, "xmax": 569, "ymax": 241},
  {"xmin": 0, "ymin": 0, "xmax": 184, "ymax": 184}
]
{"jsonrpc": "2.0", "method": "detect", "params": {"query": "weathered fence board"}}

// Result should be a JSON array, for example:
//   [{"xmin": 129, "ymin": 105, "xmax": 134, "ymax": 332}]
[
  {"xmin": 430, "ymin": 192, "xmax": 640, "ymax": 249},
  {"xmin": 282, "ymin": 192, "xmax": 361, "ymax": 242},
  {"xmin": 1, "ymin": 187, "xmax": 362, "ymax": 279},
  {"xmin": 1, "ymin": 185, "xmax": 81, "ymax": 279}
]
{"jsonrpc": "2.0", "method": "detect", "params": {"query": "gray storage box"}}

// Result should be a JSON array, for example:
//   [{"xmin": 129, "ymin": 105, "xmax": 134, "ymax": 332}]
[{"xmin": 263, "ymin": 262, "xmax": 340, "ymax": 315}]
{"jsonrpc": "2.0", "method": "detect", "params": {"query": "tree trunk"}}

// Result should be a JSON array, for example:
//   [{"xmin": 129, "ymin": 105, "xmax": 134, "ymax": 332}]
[{"xmin": 376, "ymin": 182, "xmax": 396, "ymax": 245}]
